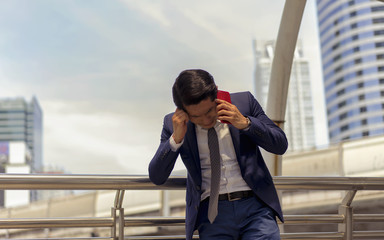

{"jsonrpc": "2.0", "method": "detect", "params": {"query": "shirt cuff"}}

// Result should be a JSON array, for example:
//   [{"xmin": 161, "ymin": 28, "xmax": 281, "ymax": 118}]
[{"xmin": 169, "ymin": 135, "xmax": 184, "ymax": 152}]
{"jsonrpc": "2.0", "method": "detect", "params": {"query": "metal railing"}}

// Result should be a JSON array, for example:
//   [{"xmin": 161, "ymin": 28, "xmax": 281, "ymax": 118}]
[{"xmin": 0, "ymin": 174, "xmax": 384, "ymax": 239}]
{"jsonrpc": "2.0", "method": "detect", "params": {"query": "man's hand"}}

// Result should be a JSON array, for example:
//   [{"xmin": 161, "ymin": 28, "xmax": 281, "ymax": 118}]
[
  {"xmin": 172, "ymin": 108, "xmax": 189, "ymax": 143},
  {"xmin": 216, "ymin": 99, "xmax": 249, "ymax": 130}
]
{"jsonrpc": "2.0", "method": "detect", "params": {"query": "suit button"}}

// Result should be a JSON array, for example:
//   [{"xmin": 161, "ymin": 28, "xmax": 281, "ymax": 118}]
[{"xmin": 196, "ymin": 186, "xmax": 201, "ymax": 191}]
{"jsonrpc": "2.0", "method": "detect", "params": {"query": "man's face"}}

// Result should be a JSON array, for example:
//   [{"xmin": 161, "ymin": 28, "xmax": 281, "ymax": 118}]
[{"xmin": 184, "ymin": 98, "xmax": 217, "ymax": 129}]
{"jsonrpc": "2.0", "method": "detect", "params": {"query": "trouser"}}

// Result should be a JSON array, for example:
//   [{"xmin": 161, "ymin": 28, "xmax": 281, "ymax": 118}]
[{"xmin": 196, "ymin": 196, "xmax": 280, "ymax": 240}]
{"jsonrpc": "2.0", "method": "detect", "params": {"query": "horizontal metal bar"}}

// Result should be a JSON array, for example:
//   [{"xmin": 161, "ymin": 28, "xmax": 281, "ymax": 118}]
[
  {"xmin": 124, "ymin": 232, "xmax": 345, "ymax": 240},
  {"xmin": 283, "ymin": 214, "xmax": 344, "ymax": 224},
  {"xmin": 280, "ymin": 232, "xmax": 344, "ymax": 239},
  {"xmin": 125, "ymin": 217, "xmax": 185, "ymax": 227},
  {"xmin": 7, "ymin": 238, "xmax": 112, "ymax": 240},
  {"xmin": 1, "ymin": 175, "xmax": 384, "ymax": 191},
  {"xmin": 0, "ymin": 218, "xmax": 113, "ymax": 229},
  {"xmin": 353, "ymin": 230, "xmax": 384, "ymax": 238},
  {"xmin": 123, "ymin": 214, "xmax": 345, "ymax": 227},
  {"xmin": 0, "ymin": 174, "xmax": 186, "ymax": 190},
  {"xmin": 274, "ymin": 176, "xmax": 384, "ymax": 190},
  {"xmin": 354, "ymin": 214, "xmax": 384, "ymax": 222},
  {"xmin": 124, "ymin": 236, "xmax": 199, "ymax": 240}
]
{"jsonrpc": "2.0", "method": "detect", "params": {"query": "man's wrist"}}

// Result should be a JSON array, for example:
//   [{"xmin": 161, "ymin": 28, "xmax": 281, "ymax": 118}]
[
  {"xmin": 170, "ymin": 135, "xmax": 183, "ymax": 152},
  {"xmin": 241, "ymin": 117, "xmax": 251, "ymax": 130},
  {"xmin": 172, "ymin": 134, "xmax": 183, "ymax": 144}
]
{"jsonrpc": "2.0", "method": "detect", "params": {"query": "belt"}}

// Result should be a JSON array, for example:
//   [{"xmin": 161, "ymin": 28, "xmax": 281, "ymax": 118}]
[{"xmin": 217, "ymin": 190, "xmax": 254, "ymax": 201}]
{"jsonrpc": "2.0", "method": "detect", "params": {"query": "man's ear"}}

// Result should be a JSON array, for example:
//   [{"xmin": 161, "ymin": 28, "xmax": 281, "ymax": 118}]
[{"xmin": 179, "ymin": 105, "xmax": 187, "ymax": 114}]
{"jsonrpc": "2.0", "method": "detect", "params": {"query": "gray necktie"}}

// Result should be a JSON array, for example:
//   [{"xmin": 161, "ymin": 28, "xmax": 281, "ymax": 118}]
[{"xmin": 207, "ymin": 127, "xmax": 221, "ymax": 223}]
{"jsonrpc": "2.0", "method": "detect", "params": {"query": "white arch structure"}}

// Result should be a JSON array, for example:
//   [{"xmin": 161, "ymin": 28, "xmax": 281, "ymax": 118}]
[{"xmin": 265, "ymin": 0, "xmax": 307, "ymax": 176}]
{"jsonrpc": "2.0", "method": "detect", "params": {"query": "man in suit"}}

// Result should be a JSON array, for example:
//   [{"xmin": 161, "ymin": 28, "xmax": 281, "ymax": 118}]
[{"xmin": 149, "ymin": 69, "xmax": 288, "ymax": 240}]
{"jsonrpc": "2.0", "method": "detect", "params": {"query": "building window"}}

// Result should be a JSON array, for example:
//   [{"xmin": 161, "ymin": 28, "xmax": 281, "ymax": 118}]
[
  {"xmin": 337, "ymin": 89, "xmax": 345, "ymax": 96},
  {"xmin": 360, "ymin": 106, "xmax": 367, "ymax": 113},
  {"xmin": 376, "ymin": 42, "xmax": 384, "ymax": 48},
  {"xmin": 341, "ymin": 125, "xmax": 349, "ymax": 132},
  {"xmin": 380, "ymin": 79, "xmax": 384, "ymax": 84},
  {"xmin": 356, "ymin": 70, "xmax": 363, "ymax": 76},
  {"xmin": 333, "ymin": 54, "xmax": 341, "ymax": 62},
  {"xmin": 338, "ymin": 101, "xmax": 347, "ymax": 108},
  {"xmin": 340, "ymin": 112, "xmax": 348, "ymax": 120},
  {"xmin": 377, "ymin": 54, "xmax": 384, "ymax": 60},
  {"xmin": 335, "ymin": 65, "xmax": 343, "ymax": 73},
  {"xmin": 353, "ymin": 46, "xmax": 360, "ymax": 52},
  {"xmin": 361, "ymin": 119, "xmax": 367, "ymax": 125},
  {"xmin": 355, "ymin": 58, "xmax": 362, "ymax": 64},
  {"xmin": 362, "ymin": 131, "xmax": 369, "ymax": 136},
  {"xmin": 336, "ymin": 77, "xmax": 344, "ymax": 85},
  {"xmin": 372, "ymin": 6, "xmax": 384, "ymax": 12},
  {"xmin": 333, "ymin": 43, "xmax": 340, "ymax": 50},
  {"xmin": 334, "ymin": 19, "xmax": 339, "ymax": 25},
  {"xmin": 358, "ymin": 82, "xmax": 364, "ymax": 88},
  {"xmin": 359, "ymin": 94, "xmax": 365, "ymax": 100},
  {"xmin": 373, "ymin": 18, "xmax": 384, "ymax": 24},
  {"xmin": 342, "ymin": 136, "xmax": 350, "ymax": 141},
  {"xmin": 374, "ymin": 30, "xmax": 384, "ymax": 36},
  {"xmin": 350, "ymin": 11, "xmax": 357, "ymax": 17},
  {"xmin": 378, "ymin": 66, "xmax": 384, "ymax": 72}
]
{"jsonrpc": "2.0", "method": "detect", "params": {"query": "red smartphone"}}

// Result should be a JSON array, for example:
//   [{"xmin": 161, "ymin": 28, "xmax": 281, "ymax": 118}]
[{"xmin": 217, "ymin": 90, "xmax": 231, "ymax": 124}]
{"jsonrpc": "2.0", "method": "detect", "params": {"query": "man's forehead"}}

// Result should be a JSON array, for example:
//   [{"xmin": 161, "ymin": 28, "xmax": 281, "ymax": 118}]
[{"xmin": 185, "ymin": 99, "xmax": 216, "ymax": 117}]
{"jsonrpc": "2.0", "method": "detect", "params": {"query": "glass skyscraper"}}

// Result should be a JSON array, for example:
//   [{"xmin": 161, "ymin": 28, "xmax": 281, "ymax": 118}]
[
  {"xmin": 253, "ymin": 40, "xmax": 316, "ymax": 152},
  {"xmin": 317, "ymin": 0, "xmax": 384, "ymax": 143},
  {"xmin": 0, "ymin": 96, "xmax": 43, "ymax": 172}
]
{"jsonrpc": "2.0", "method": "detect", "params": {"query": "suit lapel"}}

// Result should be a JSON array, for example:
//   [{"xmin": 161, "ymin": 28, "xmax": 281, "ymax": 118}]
[{"xmin": 184, "ymin": 122, "xmax": 202, "ymax": 185}]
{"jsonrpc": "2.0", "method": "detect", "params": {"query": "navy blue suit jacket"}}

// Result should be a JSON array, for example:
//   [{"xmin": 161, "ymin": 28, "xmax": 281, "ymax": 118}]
[{"xmin": 149, "ymin": 91, "xmax": 288, "ymax": 240}]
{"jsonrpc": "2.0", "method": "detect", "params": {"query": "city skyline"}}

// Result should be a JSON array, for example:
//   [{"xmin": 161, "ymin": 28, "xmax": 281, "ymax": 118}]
[{"xmin": 0, "ymin": 0, "xmax": 326, "ymax": 174}]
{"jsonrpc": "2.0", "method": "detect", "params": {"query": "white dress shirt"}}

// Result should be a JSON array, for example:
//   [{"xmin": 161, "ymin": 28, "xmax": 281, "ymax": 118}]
[{"xmin": 170, "ymin": 120, "xmax": 251, "ymax": 201}]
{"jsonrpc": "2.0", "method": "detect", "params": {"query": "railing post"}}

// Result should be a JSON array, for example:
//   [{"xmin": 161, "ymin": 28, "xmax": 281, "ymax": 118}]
[
  {"xmin": 112, "ymin": 190, "xmax": 125, "ymax": 240},
  {"xmin": 338, "ymin": 190, "xmax": 356, "ymax": 240},
  {"xmin": 161, "ymin": 190, "xmax": 170, "ymax": 217},
  {"xmin": 111, "ymin": 206, "xmax": 117, "ymax": 240}
]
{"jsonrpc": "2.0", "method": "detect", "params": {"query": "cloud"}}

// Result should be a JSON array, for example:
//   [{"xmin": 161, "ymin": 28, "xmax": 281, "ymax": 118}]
[
  {"xmin": 43, "ymin": 100, "xmax": 169, "ymax": 174},
  {"xmin": 119, "ymin": 0, "xmax": 172, "ymax": 27}
]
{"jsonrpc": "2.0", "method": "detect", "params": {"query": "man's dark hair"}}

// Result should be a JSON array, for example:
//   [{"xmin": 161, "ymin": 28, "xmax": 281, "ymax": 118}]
[{"xmin": 172, "ymin": 69, "xmax": 217, "ymax": 111}]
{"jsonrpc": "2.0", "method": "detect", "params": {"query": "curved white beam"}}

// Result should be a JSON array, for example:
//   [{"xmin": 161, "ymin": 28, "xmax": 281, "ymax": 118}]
[{"xmin": 265, "ymin": 0, "xmax": 307, "ymax": 176}]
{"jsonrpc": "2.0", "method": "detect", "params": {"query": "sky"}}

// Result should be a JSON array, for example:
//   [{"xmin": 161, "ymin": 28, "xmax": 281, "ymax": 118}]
[{"xmin": 0, "ymin": 0, "xmax": 328, "ymax": 174}]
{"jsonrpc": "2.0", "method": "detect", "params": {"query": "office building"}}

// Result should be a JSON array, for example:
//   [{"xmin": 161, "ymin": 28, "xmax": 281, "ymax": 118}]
[
  {"xmin": 316, "ymin": 0, "xmax": 384, "ymax": 143},
  {"xmin": 0, "ymin": 141, "xmax": 31, "ymax": 207},
  {"xmin": 253, "ymin": 40, "xmax": 316, "ymax": 152},
  {"xmin": 0, "ymin": 96, "xmax": 43, "ymax": 206}
]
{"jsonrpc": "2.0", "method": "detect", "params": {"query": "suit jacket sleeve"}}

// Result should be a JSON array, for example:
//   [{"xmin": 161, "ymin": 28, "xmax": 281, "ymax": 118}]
[
  {"xmin": 240, "ymin": 91, "xmax": 288, "ymax": 155},
  {"xmin": 148, "ymin": 113, "xmax": 180, "ymax": 185}
]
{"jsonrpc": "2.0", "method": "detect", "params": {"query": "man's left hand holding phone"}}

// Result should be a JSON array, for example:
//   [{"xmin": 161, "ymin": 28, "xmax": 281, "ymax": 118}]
[{"xmin": 216, "ymin": 90, "xmax": 250, "ymax": 130}]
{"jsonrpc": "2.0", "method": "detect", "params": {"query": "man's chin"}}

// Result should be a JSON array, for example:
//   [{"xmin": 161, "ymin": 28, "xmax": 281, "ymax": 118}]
[{"xmin": 200, "ymin": 121, "xmax": 216, "ymax": 129}]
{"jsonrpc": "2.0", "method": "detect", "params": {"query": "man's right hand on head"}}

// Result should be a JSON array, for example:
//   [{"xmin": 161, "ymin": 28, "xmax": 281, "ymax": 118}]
[{"xmin": 172, "ymin": 108, "xmax": 189, "ymax": 144}]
